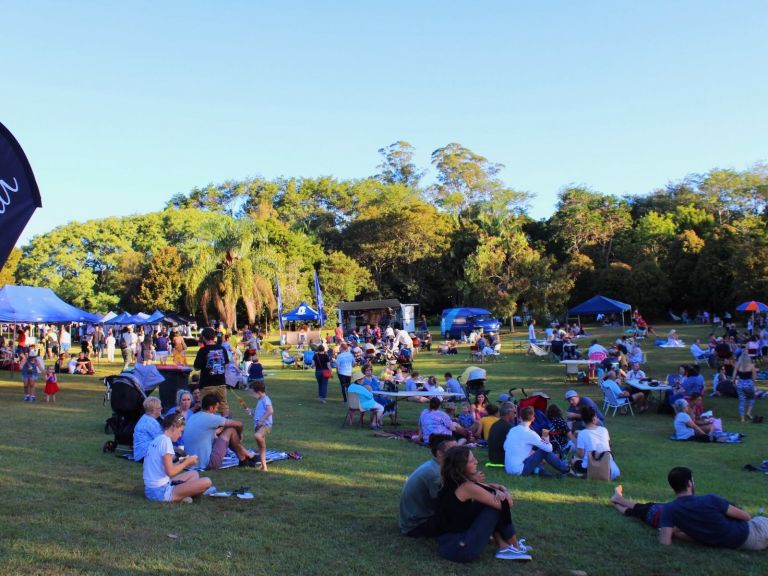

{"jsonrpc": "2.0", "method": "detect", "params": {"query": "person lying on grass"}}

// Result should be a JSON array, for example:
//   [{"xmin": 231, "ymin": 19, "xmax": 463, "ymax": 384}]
[
  {"xmin": 658, "ymin": 466, "xmax": 768, "ymax": 550},
  {"xmin": 143, "ymin": 412, "xmax": 212, "ymax": 504},
  {"xmin": 610, "ymin": 484, "xmax": 669, "ymax": 531},
  {"xmin": 184, "ymin": 393, "xmax": 260, "ymax": 469}
]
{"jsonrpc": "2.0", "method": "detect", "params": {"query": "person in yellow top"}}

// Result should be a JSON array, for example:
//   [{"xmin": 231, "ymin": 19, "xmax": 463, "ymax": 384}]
[{"xmin": 479, "ymin": 404, "xmax": 500, "ymax": 440}]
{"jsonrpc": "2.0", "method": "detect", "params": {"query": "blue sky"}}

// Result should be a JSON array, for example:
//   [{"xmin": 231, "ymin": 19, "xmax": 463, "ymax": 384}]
[{"xmin": 4, "ymin": 1, "xmax": 767, "ymax": 244}]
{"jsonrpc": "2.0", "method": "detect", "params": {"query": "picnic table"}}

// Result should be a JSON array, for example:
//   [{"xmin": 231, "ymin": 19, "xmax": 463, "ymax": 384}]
[{"xmin": 374, "ymin": 390, "xmax": 459, "ymax": 425}]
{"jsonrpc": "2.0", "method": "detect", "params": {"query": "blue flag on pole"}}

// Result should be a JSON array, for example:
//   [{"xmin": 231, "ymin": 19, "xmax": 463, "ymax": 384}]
[
  {"xmin": 0, "ymin": 122, "xmax": 42, "ymax": 269},
  {"xmin": 314, "ymin": 269, "xmax": 325, "ymax": 324},
  {"xmin": 276, "ymin": 276, "xmax": 284, "ymax": 331}
]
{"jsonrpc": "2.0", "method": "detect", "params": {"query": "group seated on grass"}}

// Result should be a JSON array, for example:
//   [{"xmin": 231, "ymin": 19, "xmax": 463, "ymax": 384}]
[{"xmin": 399, "ymin": 434, "xmax": 768, "ymax": 564}]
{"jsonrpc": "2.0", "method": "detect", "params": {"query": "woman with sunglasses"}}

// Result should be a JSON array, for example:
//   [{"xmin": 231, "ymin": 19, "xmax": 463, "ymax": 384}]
[{"xmin": 143, "ymin": 412, "xmax": 212, "ymax": 503}]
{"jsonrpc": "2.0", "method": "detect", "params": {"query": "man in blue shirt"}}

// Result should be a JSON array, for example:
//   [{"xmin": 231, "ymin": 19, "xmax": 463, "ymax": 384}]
[
  {"xmin": 443, "ymin": 372, "xmax": 463, "ymax": 401},
  {"xmin": 564, "ymin": 390, "xmax": 604, "ymax": 432},
  {"xmin": 335, "ymin": 343, "xmax": 354, "ymax": 403},
  {"xmin": 659, "ymin": 466, "xmax": 768, "ymax": 550}
]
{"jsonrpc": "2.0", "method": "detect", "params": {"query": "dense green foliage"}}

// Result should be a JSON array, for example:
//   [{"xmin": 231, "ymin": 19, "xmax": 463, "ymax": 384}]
[{"xmin": 13, "ymin": 143, "xmax": 768, "ymax": 326}]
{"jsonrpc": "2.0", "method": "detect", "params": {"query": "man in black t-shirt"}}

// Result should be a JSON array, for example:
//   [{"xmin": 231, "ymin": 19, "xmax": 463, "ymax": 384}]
[
  {"xmin": 487, "ymin": 402, "xmax": 516, "ymax": 465},
  {"xmin": 194, "ymin": 327, "xmax": 230, "ymax": 416}
]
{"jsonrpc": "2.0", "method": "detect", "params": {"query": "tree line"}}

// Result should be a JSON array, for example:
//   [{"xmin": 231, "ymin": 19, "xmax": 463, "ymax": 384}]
[{"xmin": 8, "ymin": 141, "xmax": 768, "ymax": 328}]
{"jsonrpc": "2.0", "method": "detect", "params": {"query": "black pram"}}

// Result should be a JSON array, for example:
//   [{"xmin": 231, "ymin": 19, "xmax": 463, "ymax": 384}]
[{"xmin": 102, "ymin": 373, "xmax": 147, "ymax": 453}]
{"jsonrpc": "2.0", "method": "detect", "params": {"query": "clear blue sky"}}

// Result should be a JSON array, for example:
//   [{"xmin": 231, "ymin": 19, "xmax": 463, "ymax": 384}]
[{"xmin": 4, "ymin": 1, "xmax": 767, "ymax": 244}]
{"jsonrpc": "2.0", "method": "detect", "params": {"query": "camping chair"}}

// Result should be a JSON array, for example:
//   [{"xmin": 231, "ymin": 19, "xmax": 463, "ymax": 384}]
[
  {"xmin": 468, "ymin": 345, "xmax": 483, "ymax": 363},
  {"xmin": 301, "ymin": 350, "xmax": 315, "ymax": 370},
  {"xmin": 550, "ymin": 340, "xmax": 565, "ymax": 362},
  {"xmin": 565, "ymin": 362, "xmax": 580, "ymax": 383},
  {"xmin": 342, "ymin": 392, "xmax": 368, "ymax": 427},
  {"xmin": 527, "ymin": 343, "xmax": 549, "ymax": 358},
  {"xmin": 487, "ymin": 343, "xmax": 503, "ymax": 362},
  {"xmin": 600, "ymin": 382, "xmax": 634, "ymax": 416},
  {"xmin": 280, "ymin": 350, "xmax": 296, "ymax": 369}
]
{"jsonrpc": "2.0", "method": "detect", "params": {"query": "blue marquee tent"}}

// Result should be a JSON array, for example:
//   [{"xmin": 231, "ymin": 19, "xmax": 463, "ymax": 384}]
[
  {"xmin": 0, "ymin": 285, "xmax": 100, "ymax": 323},
  {"xmin": 282, "ymin": 301, "xmax": 325, "ymax": 322},
  {"xmin": 568, "ymin": 295, "xmax": 631, "ymax": 325}
]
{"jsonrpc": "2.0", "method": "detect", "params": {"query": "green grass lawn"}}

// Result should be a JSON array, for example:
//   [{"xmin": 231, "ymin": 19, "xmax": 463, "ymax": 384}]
[{"xmin": 1, "ymin": 324, "xmax": 767, "ymax": 576}]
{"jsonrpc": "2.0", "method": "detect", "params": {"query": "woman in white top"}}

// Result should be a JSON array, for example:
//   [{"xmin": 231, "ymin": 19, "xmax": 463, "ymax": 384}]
[
  {"xmin": 575, "ymin": 405, "xmax": 620, "ymax": 480},
  {"xmin": 672, "ymin": 399, "xmax": 711, "ymax": 441},
  {"xmin": 143, "ymin": 412, "xmax": 212, "ymax": 503},
  {"xmin": 105, "ymin": 329, "xmax": 116, "ymax": 362}
]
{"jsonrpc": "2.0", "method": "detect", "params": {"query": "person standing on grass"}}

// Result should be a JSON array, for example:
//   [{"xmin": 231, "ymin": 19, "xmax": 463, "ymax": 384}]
[
  {"xmin": 658, "ymin": 466, "xmax": 768, "ymax": 550},
  {"xmin": 143, "ymin": 412, "xmax": 212, "ymax": 504},
  {"xmin": 312, "ymin": 345, "xmax": 331, "ymax": 403},
  {"xmin": 194, "ymin": 327, "xmax": 231, "ymax": 416},
  {"xmin": 527, "ymin": 319, "xmax": 536, "ymax": 343},
  {"xmin": 335, "ymin": 342, "xmax": 354, "ymax": 403},
  {"xmin": 44, "ymin": 366, "xmax": 59, "ymax": 403},
  {"xmin": 21, "ymin": 349, "xmax": 44, "ymax": 402},
  {"xmin": 248, "ymin": 381, "xmax": 273, "ymax": 472},
  {"xmin": 105, "ymin": 329, "xmax": 116, "ymax": 362},
  {"xmin": 399, "ymin": 434, "xmax": 456, "ymax": 537}
]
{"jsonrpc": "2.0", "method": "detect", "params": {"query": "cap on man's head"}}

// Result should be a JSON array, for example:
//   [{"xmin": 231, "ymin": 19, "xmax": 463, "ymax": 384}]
[{"xmin": 565, "ymin": 390, "xmax": 579, "ymax": 400}]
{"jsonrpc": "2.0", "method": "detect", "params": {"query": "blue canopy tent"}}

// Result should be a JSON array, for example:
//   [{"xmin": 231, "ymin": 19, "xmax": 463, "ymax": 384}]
[
  {"xmin": 282, "ymin": 301, "xmax": 325, "ymax": 323},
  {"xmin": 0, "ymin": 285, "xmax": 100, "ymax": 323},
  {"xmin": 103, "ymin": 311, "xmax": 134, "ymax": 325},
  {"xmin": 568, "ymin": 295, "xmax": 631, "ymax": 326}
]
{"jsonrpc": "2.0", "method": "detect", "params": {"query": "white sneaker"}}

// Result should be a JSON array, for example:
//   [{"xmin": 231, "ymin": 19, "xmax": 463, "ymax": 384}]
[
  {"xmin": 513, "ymin": 538, "xmax": 534, "ymax": 552},
  {"xmin": 495, "ymin": 548, "xmax": 532, "ymax": 561},
  {"xmin": 181, "ymin": 496, "xmax": 193, "ymax": 504}
]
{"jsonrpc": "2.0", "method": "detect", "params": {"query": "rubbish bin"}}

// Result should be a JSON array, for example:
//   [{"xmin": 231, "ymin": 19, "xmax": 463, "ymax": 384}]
[{"xmin": 157, "ymin": 366, "xmax": 193, "ymax": 412}]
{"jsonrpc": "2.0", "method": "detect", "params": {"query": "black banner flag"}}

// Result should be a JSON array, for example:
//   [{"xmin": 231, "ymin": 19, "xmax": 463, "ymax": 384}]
[{"xmin": 0, "ymin": 122, "xmax": 42, "ymax": 269}]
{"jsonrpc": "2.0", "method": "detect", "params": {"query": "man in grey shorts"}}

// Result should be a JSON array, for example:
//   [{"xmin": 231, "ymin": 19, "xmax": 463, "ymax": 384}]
[{"xmin": 184, "ymin": 394, "xmax": 258, "ymax": 469}]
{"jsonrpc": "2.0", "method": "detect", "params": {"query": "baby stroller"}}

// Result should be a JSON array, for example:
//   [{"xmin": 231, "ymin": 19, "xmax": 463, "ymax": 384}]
[
  {"xmin": 396, "ymin": 347, "xmax": 413, "ymax": 372},
  {"xmin": 517, "ymin": 391, "xmax": 552, "ymax": 435},
  {"xmin": 102, "ymin": 373, "xmax": 146, "ymax": 454}
]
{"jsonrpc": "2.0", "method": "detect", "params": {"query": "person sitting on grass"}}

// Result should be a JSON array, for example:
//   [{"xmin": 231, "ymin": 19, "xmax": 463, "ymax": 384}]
[
  {"xmin": 545, "ymin": 404, "xmax": 573, "ymax": 458},
  {"xmin": 415, "ymin": 397, "xmax": 465, "ymax": 445},
  {"xmin": 574, "ymin": 405, "xmax": 620, "ymax": 479},
  {"xmin": 248, "ymin": 380, "xmax": 273, "ymax": 472},
  {"xmin": 184, "ymin": 394, "xmax": 259, "ymax": 469},
  {"xmin": 75, "ymin": 351, "xmax": 95, "ymax": 375},
  {"xmin": 658, "ymin": 466, "xmax": 768, "ymax": 550},
  {"xmin": 673, "ymin": 399, "xmax": 712, "ymax": 441},
  {"xmin": 479, "ymin": 403, "xmax": 500, "ymax": 440},
  {"xmin": 404, "ymin": 371, "xmax": 428, "ymax": 403},
  {"xmin": 143, "ymin": 412, "xmax": 212, "ymax": 504},
  {"xmin": 456, "ymin": 402, "xmax": 481, "ymax": 441},
  {"xmin": 565, "ymin": 390, "xmax": 605, "ymax": 432},
  {"xmin": 610, "ymin": 484, "xmax": 667, "ymax": 530},
  {"xmin": 133, "ymin": 397, "xmax": 163, "ymax": 462},
  {"xmin": 504, "ymin": 406, "xmax": 570, "ymax": 478},
  {"xmin": 435, "ymin": 446, "xmax": 532, "ymax": 562},
  {"xmin": 487, "ymin": 402, "xmax": 516, "ymax": 466},
  {"xmin": 399, "ymin": 434, "xmax": 456, "ymax": 538}
]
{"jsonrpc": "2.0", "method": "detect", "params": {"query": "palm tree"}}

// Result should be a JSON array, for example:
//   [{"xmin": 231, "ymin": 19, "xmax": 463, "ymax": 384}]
[{"xmin": 182, "ymin": 218, "xmax": 276, "ymax": 330}]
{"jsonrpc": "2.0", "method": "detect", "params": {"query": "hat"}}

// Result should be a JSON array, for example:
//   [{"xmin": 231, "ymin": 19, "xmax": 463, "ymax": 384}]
[
  {"xmin": 497, "ymin": 393, "xmax": 510, "ymax": 403},
  {"xmin": 350, "ymin": 368, "xmax": 365, "ymax": 382},
  {"xmin": 565, "ymin": 390, "xmax": 579, "ymax": 400}
]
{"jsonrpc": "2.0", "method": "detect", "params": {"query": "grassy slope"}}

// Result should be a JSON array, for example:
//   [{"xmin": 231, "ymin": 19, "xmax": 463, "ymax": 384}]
[{"xmin": 0, "ymin": 323, "xmax": 766, "ymax": 576}]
